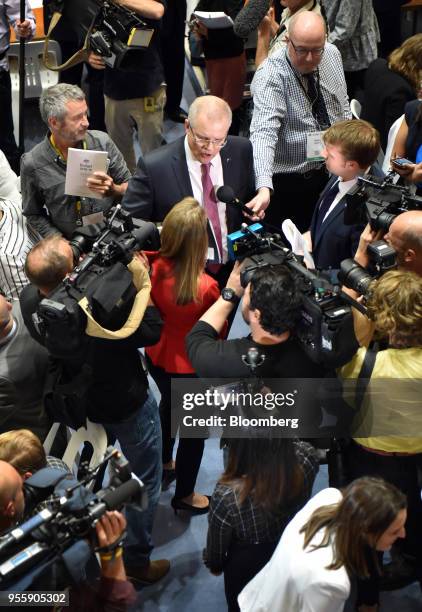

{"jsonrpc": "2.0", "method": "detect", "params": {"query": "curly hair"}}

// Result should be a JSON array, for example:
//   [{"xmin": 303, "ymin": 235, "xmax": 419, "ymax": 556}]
[
  {"xmin": 366, "ymin": 270, "xmax": 422, "ymax": 347},
  {"xmin": 249, "ymin": 265, "xmax": 302, "ymax": 336}
]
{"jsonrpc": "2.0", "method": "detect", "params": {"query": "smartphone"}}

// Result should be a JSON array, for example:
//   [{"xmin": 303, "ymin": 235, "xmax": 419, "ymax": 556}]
[{"xmin": 392, "ymin": 157, "xmax": 413, "ymax": 167}]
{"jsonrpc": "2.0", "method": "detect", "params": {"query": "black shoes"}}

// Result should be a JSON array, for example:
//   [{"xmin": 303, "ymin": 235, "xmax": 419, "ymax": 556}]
[
  {"xmin": 171, "ymin": 496, "xmax": 211, "ymax": 516},
  {"xmin": 165, "ymin": 107, "xmax": 188, "ymax": 123}
]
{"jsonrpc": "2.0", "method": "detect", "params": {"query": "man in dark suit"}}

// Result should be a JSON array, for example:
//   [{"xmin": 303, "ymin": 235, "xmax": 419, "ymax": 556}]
[
  {"xmin": 305, "ymin": 120, "xmax": 381, "ymax": 277},
  {"xmin": 122, "ymin": 95, "xmax": 256, "ymax": 287}
]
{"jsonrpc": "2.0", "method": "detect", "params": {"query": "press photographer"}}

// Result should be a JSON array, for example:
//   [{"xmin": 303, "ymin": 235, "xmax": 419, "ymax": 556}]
[{"xmin": 18, "ymin": 219, "xmax": 170, "ymax": 583}]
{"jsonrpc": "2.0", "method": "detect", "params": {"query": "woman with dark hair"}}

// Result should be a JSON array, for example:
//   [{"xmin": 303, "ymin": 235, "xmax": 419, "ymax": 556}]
[
  {"xmin": 145, "ymin": 197, "xmax": 222, "ymax": 514},
  {"xmin": 204, "ymin": 425, "xmax": 319, "ymax": 611},
  {"xmin": 239, "ymin": 477, "xmax": 407, "ymax": 612}
]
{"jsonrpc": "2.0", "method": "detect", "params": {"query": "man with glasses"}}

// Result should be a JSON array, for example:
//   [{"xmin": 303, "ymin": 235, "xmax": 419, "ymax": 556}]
[
  {"xmin": 122, "ymin": 95, "xmax": 256, "ymax": 287},
  {"xmin": 247, "ymin": 11, "xmax": 350, "ymax": 232}
]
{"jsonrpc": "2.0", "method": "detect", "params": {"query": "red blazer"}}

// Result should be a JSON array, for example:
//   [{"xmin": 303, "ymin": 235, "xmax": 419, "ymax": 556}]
[{"xmin": 145, "ymin": 254, "xmax": 221, "ymax": 373}]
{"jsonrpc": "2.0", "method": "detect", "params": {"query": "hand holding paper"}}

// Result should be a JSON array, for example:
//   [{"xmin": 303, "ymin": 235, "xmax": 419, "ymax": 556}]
[
  {"xmin": 86, "ymin": 171, "xmax": 115, "ymax": 197},
  {"xmin": 282, "ymin": 218, "xmax": 315, "ymax": 269}
]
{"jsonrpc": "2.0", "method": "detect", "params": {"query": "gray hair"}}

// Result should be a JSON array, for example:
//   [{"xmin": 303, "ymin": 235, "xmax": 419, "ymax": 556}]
[
  {"xmin": 39, "ymin": 83, "xmax": 86, "ymax": 125},
  {"xmin": 188, "ymin": 95, "xmax": 232, "ymax": 128}
]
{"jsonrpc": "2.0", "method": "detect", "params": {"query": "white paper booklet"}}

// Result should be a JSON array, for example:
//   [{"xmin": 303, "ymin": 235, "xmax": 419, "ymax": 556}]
[
  {"xmin": 193, "ymin": 11, "xmax": 234, "ymax": 29},
  {"xmin": 65, "ymin": 148, "xmax": 109, "ymax": 199},
  {"xmin": 282, "ymin": 218, "xmax": 315, "ymax": 270}
]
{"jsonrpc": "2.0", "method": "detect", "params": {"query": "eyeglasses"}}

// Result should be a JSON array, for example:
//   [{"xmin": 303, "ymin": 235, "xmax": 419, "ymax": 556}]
[
  {"xmin": 189, "ymin": 126, "xmax": 227, "ymax": 148},
  {"xmin": 288, "ymin": 38, "xmax": 325, "ymax": 57}
]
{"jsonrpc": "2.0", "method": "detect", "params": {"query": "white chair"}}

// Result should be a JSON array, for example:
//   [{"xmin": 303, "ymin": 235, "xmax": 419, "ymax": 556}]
[
  {"xmin": 62, "ymin": 420, "xmax": 108, "ymax": 488},
  {"xmin": 7, "ymin": 39, "xmax": 62, "ymax": 143},
  {"xmin": 382, "ymin": 114, "xmax": 405, "ymax": 175},
  {"xmin": 350, "ymin": 98, "xmax": 362, "ymax": 120}
]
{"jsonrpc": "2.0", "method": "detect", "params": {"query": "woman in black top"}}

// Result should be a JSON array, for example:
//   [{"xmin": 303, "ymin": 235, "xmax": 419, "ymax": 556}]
[{"xmin": 204, "ymin": 426, "xmax": 318, "ymax": 612}]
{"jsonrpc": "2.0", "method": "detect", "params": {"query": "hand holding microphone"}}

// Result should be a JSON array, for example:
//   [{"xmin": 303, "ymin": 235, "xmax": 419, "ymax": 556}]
[{"xmin": 215, "ymin": 186, "xmax": 267, "ymax": 221}]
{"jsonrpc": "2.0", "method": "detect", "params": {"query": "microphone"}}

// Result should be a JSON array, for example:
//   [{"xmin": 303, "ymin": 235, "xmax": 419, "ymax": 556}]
[
  {"xmin": 233, "ymin": 0, "xmax": 271, "ymax": 38},
  {"xmin": 216, "ymin": 186, "xmax": 252, "ymax": 216}
]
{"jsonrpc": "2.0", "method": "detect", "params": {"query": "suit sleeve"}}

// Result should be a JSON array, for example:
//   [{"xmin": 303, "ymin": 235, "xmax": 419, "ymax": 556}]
[{"xmin": 121, "ymin": 156, "xmax": 154, "ymax": 220}]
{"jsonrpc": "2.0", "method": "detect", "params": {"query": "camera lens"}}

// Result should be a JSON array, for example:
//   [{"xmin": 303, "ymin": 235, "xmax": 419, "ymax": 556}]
[{"xmin": 338, "ymin": 259, "xmax": 373, "ymax": 296}]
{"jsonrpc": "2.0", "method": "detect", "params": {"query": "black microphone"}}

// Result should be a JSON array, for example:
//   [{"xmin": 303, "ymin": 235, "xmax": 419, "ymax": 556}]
[
  {"xmin": 233, "ymin": 0, "xmax": 271, "ymax": 38},
  {"xmin": 216, "ymin": 186, "xmax": 252, "ymax": 216}
]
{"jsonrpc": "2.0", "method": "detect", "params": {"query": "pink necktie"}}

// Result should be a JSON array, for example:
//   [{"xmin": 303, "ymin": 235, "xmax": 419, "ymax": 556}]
[{"xmin": 201, "ymin": 162, "xmax": 223, "ymax": 262}]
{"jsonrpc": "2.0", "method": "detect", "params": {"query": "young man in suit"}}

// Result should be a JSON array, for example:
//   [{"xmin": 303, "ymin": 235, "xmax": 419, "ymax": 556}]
[
  {"xmin": 122, "ymin": 95, "xmax": 257, "ymax": 288},
  {"xmin": 304, "ymin": 119, "xmax": 381, "ymax": 278}
]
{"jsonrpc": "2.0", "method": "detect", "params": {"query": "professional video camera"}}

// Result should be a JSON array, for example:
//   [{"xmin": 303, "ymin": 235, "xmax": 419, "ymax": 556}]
[
  {"xmin": 45, "ymin": 0, "xmax": 156, "ymax": 71},
  {"xmin": 0, "ymin": 448, "xmax": 146, "ymax": 591},
  {"xmin": 32, "ymin": 205, "xmax": 160, "ymax": 360},
  {"xmin": 345, "ymin": 171, "xmax": 422, "ymax": 231},
  {"xmin": 227, "ymin": 223, "xmax": 362, "ymax": 366}
]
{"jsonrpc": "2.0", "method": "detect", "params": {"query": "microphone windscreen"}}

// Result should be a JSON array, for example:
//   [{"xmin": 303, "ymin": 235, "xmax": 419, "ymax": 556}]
[
  {"xmin": 216, "ymin": 185, "xmax": 235, "ymax": 204},
  {"xmin": 101, "ymin": 479, "xmax": 142, "ymax": 510},
  {"xmin": 233, "ymin": 0, "xmax": 271, "ymax": 38}
]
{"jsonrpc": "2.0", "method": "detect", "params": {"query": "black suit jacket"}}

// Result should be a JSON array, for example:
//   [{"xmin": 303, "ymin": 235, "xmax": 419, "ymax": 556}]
[
  {"xmin": 122, "ymin": 135, "xmax": 256, "ymax": 261},
  {"xmin": 361, "ymin": 58, "xmax": 415, "ymax": 151},
  {"xmin": 310, "ymin": 176, "xmax": 364, "ymax": 272}
]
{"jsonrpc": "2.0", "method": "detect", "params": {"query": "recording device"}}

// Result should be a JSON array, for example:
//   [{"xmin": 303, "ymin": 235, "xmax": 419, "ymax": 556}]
[
  {"xmin": 0, "ymin": 448, "xmax": 146, "ymax": 590},
  {"xmin": 33, "ymin": 205, "xmax": 160, "ymax": 360},
  {"xmin": 216, "ymin": 185, "xmax": 253, "ymax": 216},
  {"xmin": 227, "ymin": 222, "xmax": 362, "ymax": 366},
  {"xmin": 46, "ymin": 0, "xmax": 156, "ymax": 71},
  {"xmin": 338, "ymin": 239, "xmax": 397, "ymax": 297},
  {"xmin": 344, "ymin": 171, "xmax": 422, "ymax": 232}
]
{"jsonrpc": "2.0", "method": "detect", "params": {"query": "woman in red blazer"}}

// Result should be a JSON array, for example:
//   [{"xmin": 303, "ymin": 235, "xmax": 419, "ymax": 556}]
[{"xmin": 146, "ymin": 197, "xmax": 222, "ymax": 514}]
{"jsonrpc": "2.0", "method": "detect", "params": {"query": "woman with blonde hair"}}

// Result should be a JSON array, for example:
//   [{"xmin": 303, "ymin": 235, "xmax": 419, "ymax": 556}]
[
  {"xmin": 339, "ymin": 270, "xmax": 422, "ymax": 610},
  {"xmin": 145, "ymin": 197, "xmax": 222, "ymax": 514},
  {"xmin": 361, "ymin": 33, "xmax": 422, "ymax": 150}
]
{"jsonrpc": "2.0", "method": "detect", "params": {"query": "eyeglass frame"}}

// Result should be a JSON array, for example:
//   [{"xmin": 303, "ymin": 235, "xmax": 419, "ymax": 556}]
[
  {"xmin": 188, "ymin": 125, "xmax": 228, "ymax": 149},
  {"xmin": 287, "ymin": 37, "xmax": 325, "ymax": 58}
]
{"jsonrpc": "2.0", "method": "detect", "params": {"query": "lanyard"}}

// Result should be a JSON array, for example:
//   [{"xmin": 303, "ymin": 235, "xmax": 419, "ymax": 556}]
[
  {"xmin": 50, "ymin": 135, "xmax": 88, "ymax": 225},
  {"xmin": 286, "ymin": 55, "xmax": 326, "ymax": 131}
]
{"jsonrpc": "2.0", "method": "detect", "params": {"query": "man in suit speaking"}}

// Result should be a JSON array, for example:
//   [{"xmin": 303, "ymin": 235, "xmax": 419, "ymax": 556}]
[{"xmin": 122, "ymin": 95, "xmax": 256, "ymax": 286}]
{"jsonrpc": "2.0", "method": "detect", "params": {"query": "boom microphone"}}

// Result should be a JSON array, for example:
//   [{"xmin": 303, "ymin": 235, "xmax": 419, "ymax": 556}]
[
  {"xmin": 216, "ymin": 186, "xmax": 252, "ymax": 215},
  {"xmin": 233, "ymin": 0, "xmax": 271, "ymax": 38}
]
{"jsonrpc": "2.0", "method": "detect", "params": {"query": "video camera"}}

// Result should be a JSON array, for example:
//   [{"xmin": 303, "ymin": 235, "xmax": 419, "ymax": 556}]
[
  {"xmin": 0, "ymin": 448, "xmax": 146, "ymax": 591},
  {"xmin": 32, "ymin": 205, "xmax": 160, "ymax": 360},
  {"xmin": 344, "ymin": 171, "xmax": 422, "ymax": 232},
  {"xmin": 336, "ymin": 172, "xmax": 422, "ymax": 295},
  {"xmin": 227, "ymin": 223, "xmax": 361, "ymax": 367},
  {"xmin": 46, "ymin": 0, "xmax": 156, "ymax": 71}
]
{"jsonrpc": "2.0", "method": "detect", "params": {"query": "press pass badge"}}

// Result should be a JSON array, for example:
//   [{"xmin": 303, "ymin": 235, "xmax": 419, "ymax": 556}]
[{"xmin": 306, "ymin": 131, "xmax": 325, "ymax": 161}]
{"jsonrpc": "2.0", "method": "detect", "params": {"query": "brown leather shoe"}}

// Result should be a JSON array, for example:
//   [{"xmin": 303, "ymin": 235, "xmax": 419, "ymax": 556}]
[{"xmin": 126, "ymin": 559, "xmax": 170, "ymax": 584}]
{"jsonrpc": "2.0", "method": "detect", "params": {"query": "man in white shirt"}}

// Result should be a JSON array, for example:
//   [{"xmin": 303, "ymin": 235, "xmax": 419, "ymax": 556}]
[{"xmin": 305, "ymin": 119, "xmax": 381, "ymax": 273}]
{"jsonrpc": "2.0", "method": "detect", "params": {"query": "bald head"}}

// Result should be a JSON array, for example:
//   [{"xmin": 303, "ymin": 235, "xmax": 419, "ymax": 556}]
[
  {"xmin": 385, "ymin": 211, "xmax": 422, "ymax": 276},
  {"xmin": 0, "ymin": 295, "xmax": 13, "ymax": 338},
  {"xmin": 286, "ymin": 12, "xmax": 326, "ymax": 74},
  {"xmin": 187, "ymin": 95, "xmax": 232, "ymax": 129},
  {"xmin": 0, "ymin": 460, "xmax": 25, "ymax": 529},
  {"xmin": 25, "ymin": 235, "xmax": 74, "ymax": 295}
]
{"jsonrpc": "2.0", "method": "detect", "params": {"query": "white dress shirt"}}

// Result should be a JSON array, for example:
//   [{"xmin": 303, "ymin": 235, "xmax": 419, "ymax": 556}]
[
  {"xmin": 184, "ymin": 136, "xmax": 228, "ymax": 263},
  {"xmin": 321, "ymin": 175, "xmax": 358, "ymax": 223}
]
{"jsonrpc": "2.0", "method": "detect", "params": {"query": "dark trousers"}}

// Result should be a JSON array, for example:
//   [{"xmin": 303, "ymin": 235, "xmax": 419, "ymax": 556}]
[
  {"xmin": 147, "ymin": 358, "xmax": 205, "ymax": 499},
  {"xmin": 224, "ymin": 541, "xmax": 277, "ymax": 612},
  {"xmin": 346, "ymin": 441, "xmax": 422, "ymax": 605},
  {"xmin": 162, "ymin": 0, "xmax": 187, "ymax": 113},
  {"xmin": 269, "ymin": 166, "xmax": 329, "ymax": 233},
  {"xmin": 0, "ymin": 70, "xmax": 20, "ymax": 174}
]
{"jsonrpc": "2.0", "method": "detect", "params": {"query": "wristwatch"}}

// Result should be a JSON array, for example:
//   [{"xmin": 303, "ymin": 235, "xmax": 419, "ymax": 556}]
[{"xmin": 221, "ymin": 287, "xmax": 240, "ymax": 304}]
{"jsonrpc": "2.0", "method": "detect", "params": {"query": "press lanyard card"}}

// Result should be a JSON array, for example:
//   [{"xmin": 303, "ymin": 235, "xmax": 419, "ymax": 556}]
[{"xmin": 306, "ymin": 131, "xmax": 325, "ymax": 161}]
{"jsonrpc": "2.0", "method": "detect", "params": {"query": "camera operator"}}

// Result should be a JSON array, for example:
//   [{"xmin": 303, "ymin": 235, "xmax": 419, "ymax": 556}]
[
  {"xmin": 186, "ymin": 260, "xmax": 325, "ymax": 380},
  {"xmin": 354, "ymin": 211, "xmax": 422, "ymax": 278},
  {"xmin": 19, "ymin": 235, "xmax": 170, "ymax": 584}
]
